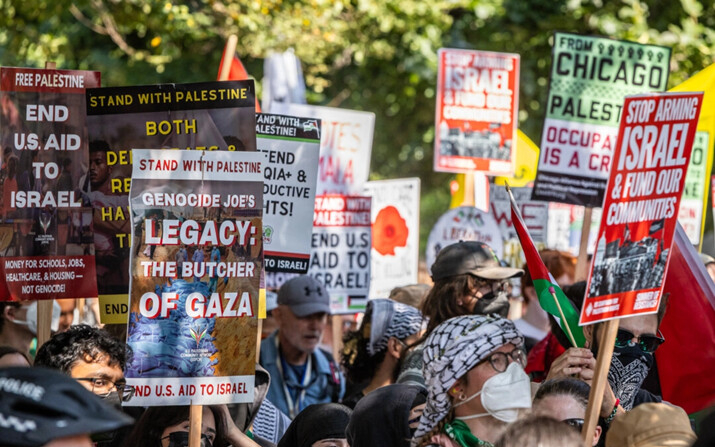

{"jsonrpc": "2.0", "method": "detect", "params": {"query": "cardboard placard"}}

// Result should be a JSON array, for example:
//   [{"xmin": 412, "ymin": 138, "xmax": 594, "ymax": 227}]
[
  {"xmin": 86, "ymin": 81, "xmax": 256, "ymax": 321},
  {"xmin": 124, "ymin": 149, "xmax": 262, "ymax": 406},
  {"xmin": 257, "ymin": 113, "xmax": 320, "ymax": 274},
  {"xmin": 532, "ymin": 33, "xmax": 671, "ymax": 207},
  {"xmin": 0, "ymin": 67, "xmax": 100, "ymax": 300},
  {"xmin": 308, "ymin": 195, "xmax": 371, "ymax": 313},
  {"xmin": 270, "ymin": 103, "xmax": 374, "ymax": 196},
  {"xmin": 434, "ymin": 49, "xmax": 519, "ymax": 175},
  {"xmin": 581, "ymin": 92, "xmax": 703, "ymax": 324},
  {"xmin": 363, "ymin": 178, "xmax": 420, "ymax": 298}
]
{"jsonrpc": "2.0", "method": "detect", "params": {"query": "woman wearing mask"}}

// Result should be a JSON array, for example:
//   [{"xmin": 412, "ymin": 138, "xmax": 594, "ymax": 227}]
[
  {"xmin": 412, "ymin": 315, "xmax": 532, "ymax": 447},
  {"xmin": 398, "ymin": 241, "xmax": 523, "ymax": 388},
  {"xmin": 341, "ymin": 298, "xmax": 423, "ymax": 408}
]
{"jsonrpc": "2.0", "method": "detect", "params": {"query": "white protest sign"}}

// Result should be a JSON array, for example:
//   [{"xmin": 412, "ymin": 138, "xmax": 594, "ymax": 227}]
[
  {"xmin": 363, "ymin": 178, "xmax": 420, "ymax": 298},
  {"xmin": 257, "ymin": 113, "xmax": 320, "ymax": 274},
  {"xmin": 270, "ymin": 103, "xmax": 374, "ymax": 195},
  {"xmin": 309, "ymin": 195, "xmax": 371, "ymax": 313}
]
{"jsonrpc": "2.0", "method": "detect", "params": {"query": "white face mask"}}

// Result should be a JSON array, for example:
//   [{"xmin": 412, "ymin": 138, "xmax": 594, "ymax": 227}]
[
  {"xmin": 453, "ymin": 362, "xmax": 532, "ymax": 423},
  {"xmin": 13, "ymin": 301, "xmax": 61, "ymax": 335}
]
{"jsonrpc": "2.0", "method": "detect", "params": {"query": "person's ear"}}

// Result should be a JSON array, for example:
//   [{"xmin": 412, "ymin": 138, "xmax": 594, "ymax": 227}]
[
  {"xmin": 4, "ymin": 305, "xmax": 17, "ymax": 321},
  {"xmin": 593, "ymin": 425, "xmax": 602, "ymax": 446},
  {"xmin": 386, "ymin": 337, "xmax": 403, "ymax": 359}
]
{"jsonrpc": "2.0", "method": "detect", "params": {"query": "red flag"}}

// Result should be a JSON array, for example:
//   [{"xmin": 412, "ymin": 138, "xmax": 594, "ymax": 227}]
[
  {"xmin": 657, "ymin": 224, "xmax": 715, "ymax": 414},
  {"xmin": 217, "ymin": 40, "xmax": 261, "ymax": 112},
  {"xmin": 506, "ymin": 185, "xmax": 585, "ymax": 347}
]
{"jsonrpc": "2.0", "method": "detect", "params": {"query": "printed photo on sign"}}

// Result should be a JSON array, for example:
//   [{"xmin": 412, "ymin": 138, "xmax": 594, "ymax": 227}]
[
  {"xmin": 86, "ymin": 80, "xmax": 256, "ymax": 315},
  {"xmin": 434, "ymin": 49, "xmax": 519, "ymax": 175},
  {"xmin": 0, "ymin": 67, "xmax": 100, "ymax": 300},
  {"xmin": 125, "ymin": 149, "xmax": 263, "ymax": 406},
  {"xmin": 581, "ymin": 92, "xmax": 703, "ymax": 325}
]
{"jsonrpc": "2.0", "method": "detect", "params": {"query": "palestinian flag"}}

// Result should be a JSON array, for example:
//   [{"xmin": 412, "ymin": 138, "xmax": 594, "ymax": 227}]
[{"xmin": 506, "ymin": 184, "xmax": 585, "ymax": 347}]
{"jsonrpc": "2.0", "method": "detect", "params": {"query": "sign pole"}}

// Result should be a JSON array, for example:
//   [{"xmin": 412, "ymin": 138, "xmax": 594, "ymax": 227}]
[
  {"xmin": 575, "ymin": 207, "xmax": 593, "ymax": 281},
  {"xmin": 218, "ymin": 35, "xmax": 238, "ymax": 81},
  {"xmin": 581, "ymin": 319, "xmax": 619, "ymax": 447},
  {"xmin": 189, "ymin": 404, "xmax": 203, "ymax": 447},
  {"xmin": 461, "ymin": 173, "xmax": 475, "ymax": 207},
  {"xmin": 331, "ymin": 315, "xmax": 343, "ymax": 362},
  {"xmin": 35, "ymin": 61, "xmax": 58, "ymax": 349}
]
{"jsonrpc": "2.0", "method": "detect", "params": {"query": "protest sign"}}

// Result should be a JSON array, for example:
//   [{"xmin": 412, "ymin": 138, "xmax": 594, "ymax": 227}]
[
  {"xmin": 86, "ymin": 80, "xmax": 255, "ymax": 321},
  {"xmin": 0, "ymin": 67, "xmax": 100, "ymax": 300},
  {"xmin": 490, "ymin": 185, "xmax": 548, "ymax": 267},
  {"xmin": 434, "ymin": 48, "xmax": 519, "ymax": 175},
  {"xmin": 677, "ymin": 132, "xmax": 711, "ymax": 245},
  {"xmin": 581, "ymin": 92, "xmax": 703, "ymax": 325},
  {"xmin": 363, "ymin": 178, "xmax": 420, "ymax": 298},
  {"xmin": 270, "ymin": 103, "xmax": 374, "ymax": 195},
  {"xmin": 308, "ymin": 195, "xmax": 371, "ymax": 313},
  {"xmin": 426, "ymin": 206, "xmax": 503, "ymax": 271},
  {"xmin": 257, "ymin": 113, "xmax": 320, "ymax": 275},
  {"xmin": 124, "ymin": 149, "xmax": 263, "ymax": 406},
  {"xmin": 546, "ymin": 204, "xmax": 602, "ymax": 255},
  {"xmin": 532, "ymin": 33, "xmax": 671, "ymax": 207}
]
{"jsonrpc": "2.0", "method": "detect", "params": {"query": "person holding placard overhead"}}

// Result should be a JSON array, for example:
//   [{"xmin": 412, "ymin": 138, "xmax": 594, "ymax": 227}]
[{"xmin": 259, "ymin": 275, "xmax": 344, "ymax": 419}]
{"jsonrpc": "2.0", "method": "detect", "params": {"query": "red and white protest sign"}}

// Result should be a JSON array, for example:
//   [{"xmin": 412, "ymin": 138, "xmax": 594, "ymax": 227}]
[
  {"xmin": 434, "ymin": 49, "xmax": 519, "ymax": 175},
  {"xmin": 308, "ymin": 194, "xmax": 371, "ymax": 313},
  {"xmin": 581, "ymin": 92, "xmax": 703, "ymax": 325}
]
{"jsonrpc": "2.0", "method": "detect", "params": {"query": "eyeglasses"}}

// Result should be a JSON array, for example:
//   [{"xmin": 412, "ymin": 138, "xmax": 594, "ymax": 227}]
[
  {"xmin": 482, "ymin": 347, "xmax": 527, "ymax": 373},
  {"xmin": 76, "ymin": 377, "xmax": 136, "ymax": 402},
  {"xmin": 562, "ymin": 418, "xmax": 584, "ymax": 432},
  {"xmin": 614, "ymin": 329, "xmax": 665, "ymax": 353}
]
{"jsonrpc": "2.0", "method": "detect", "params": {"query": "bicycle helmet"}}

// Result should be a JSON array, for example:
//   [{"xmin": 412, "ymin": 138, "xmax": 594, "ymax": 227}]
[{"xmin": 0, "ymin": 367, "xmax": 133, "ymax": 446}]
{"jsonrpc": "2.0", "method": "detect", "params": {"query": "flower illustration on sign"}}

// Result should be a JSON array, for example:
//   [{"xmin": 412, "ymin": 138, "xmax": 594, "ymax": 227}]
[{"xmin": 372, "ymin": 206, "xmax": 408, "ymax": 256}]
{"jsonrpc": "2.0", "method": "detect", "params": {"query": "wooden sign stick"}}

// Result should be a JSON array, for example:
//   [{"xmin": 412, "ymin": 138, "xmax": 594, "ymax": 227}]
[
  {"xmin": 575, "ymin": 207, "xmax": 593, "ymax": 281},
  {"xmin": 581, "ymin": 318, "xmax": 619, "ymax": 447},
  {"xmin": 218, "ymin": 35, "xmax": 238, "ymax": 81},
  {"xmin": 189, "ymin": 404, "xmax": 203, "ymax": 447}
]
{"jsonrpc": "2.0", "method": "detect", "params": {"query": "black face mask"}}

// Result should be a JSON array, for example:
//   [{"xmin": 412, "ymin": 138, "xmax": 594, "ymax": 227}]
[
  {"xmin": 607, "ymin": 344, "xmax": 654, "ymax": 411},
  {"xmin": 103, "ymin": 390, "xmax": 123, "ymax": 410},
  {"xmin": 472, "ymin": 290, "xmax": 510, "ymax": 318},
  {"xmin": 162, "ymin": 431, "xmax": 213, "ymax": 447}
]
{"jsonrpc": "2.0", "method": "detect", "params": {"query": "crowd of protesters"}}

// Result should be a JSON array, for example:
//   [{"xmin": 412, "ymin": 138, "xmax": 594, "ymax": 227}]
[{"xmin": 1, "ymin": 240, "xmax": 714, "ymax": 447}]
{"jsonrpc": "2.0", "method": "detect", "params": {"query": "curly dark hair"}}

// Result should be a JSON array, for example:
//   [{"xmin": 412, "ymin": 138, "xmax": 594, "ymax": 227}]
[
  {"xmin": 340, "ymin": 314, "xmax": 387, "ymax": 384},
  {"xmin": 121, "ymin": 406, "xmax": 230, "ymax": 447},
  {"xmin": 34, "ymin": 324, "xmax": 130, "ymax": 372}
]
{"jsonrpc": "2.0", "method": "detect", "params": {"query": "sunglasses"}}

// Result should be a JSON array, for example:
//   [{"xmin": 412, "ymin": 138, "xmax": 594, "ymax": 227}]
[
  {"xmin": 614, "ymin": 329, "xmax": 665, "ymax": 353},
  {"xmin": 562, "ymin": 418, "xmax": 584, "ymax": 432}
]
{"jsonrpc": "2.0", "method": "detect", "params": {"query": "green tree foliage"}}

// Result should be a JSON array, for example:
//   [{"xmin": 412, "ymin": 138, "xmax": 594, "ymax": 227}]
[{"xmin": 1, "ymin": 0, "xmax": 714, "ymax": 252}]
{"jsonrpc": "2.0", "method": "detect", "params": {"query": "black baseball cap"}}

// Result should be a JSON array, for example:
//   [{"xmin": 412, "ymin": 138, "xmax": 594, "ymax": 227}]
[
  {"xmin": 0, "ymin": 367, "xmax": 133, "ymax": 447},
  {"xmin": 277, "ymin": 275, "xmax": 331, "ymax": 317},
  {"xmin": 430, "ymin": 241, "xmax": 523, "ymax": 281}
]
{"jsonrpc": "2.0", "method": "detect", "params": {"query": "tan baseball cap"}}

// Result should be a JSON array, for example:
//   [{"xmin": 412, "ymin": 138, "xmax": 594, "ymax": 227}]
[{"xmin": 606, "ymin": 403, "xmax": 696, "ymax": 447}]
